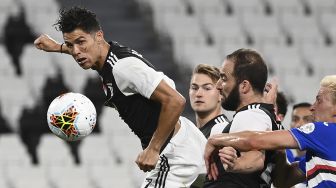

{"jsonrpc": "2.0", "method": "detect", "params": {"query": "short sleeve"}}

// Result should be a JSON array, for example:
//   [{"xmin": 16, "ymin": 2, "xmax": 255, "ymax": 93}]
[
  {"xmin": 230, "ymin": 109, "xmax": 272, "ymax": 133},
  {"xmin": 112, "ymin": 57, "xmax": 175, "ymax": 98},
  {"xmin": 289, "ymin": 122, "xmax": 323, "ymax": 151}
]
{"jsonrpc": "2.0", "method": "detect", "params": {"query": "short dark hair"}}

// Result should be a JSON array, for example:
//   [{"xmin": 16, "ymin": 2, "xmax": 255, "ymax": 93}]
[
  {"xmin": 276, "ymin": 92, "xmax": 288, "ymax": 116},
  {"xmin": 227, "ymin": 49, "xmax": 268, "ymax": 94},
  {"xmin": 192, "ymin": 64, "xmax": 220, "ymax": 83},
  {"xmin": 293, "ymin": 102, "xmax": 311, "ymax": 111},
  {"xmin": 54, "ymin": 6, "xmax": 101, "ymax": 33}
]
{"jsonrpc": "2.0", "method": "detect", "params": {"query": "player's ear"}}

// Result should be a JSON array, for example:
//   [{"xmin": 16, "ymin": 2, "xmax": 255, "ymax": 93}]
[
  {"xmin": 240, "ymin": 80, "xmax": 250, "ymax": 94},
  {"xmin": 96, "ymin": 30, "xmax": 104, "ymax": 43}
]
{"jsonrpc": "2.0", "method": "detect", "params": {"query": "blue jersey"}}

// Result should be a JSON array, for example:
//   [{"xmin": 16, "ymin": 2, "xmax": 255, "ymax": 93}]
[
  {"xmin": 290, "ymin": 122, "xmax": 336, "ymax": 188},
  {"xmin": 286, "ymin": 149, "xmax": 306, "ymax": 172}
]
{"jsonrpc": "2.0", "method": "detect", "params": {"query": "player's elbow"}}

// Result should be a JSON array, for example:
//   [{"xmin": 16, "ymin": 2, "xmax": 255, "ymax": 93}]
[
  {"xmin": 163, "ymin": 93, "xmax": 185, "ymax": 111},
  {"xmin": 173, "ymin": 94, "xmax": 186, "ymax": 110}
]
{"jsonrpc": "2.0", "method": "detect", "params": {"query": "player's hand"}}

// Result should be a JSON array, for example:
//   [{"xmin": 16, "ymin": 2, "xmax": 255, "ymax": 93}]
[
  {"xmin": 135, "ymin": 147, "xmax": 160, "ymax": 172},
  {"xmin": 34, "ymin": 34, "xmax": 61, "ymax": 52},
  {"xmin": 204, "ymin": 140, "xmax": 219, "ymax": 180},
  {"xmin": 264, "ymin": 78, "xmax": 278, "ymax": 105},
  {"xmin": 218, "ymin": 146, "xmax": 238, "ymax": 171}
]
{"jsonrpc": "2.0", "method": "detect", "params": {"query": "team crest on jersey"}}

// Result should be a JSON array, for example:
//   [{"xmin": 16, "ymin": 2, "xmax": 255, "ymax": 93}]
[
  {"xmin": 103, "ymin": 83, "xmax": 114, "ymax": 98},
  {"xmin": 298, "ymin": 123, "xmax": 315, "ymax": 134}
]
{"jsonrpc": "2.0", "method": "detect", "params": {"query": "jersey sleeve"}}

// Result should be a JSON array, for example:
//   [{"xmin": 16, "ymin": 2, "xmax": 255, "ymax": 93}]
[
  {"xmin": 112, "ymin": 57, "xmax": 175, "ymax": 98},
  {"xmin": 229, "ymin": 109, "xmax": 272, "ymax": 133},
  {"xmin": 210, "ymin": 122, "xmax": 229, "ymax": 136},
  {"xmin": 298, "ymin": 156, "xmax": 306, "ymax": 173},
  {"xmin": 289, "ymin": 122, "xmax": 325, "ymax": 152}
]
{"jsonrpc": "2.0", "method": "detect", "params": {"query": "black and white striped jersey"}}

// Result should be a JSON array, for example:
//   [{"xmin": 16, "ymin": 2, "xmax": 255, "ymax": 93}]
[
  {"xmin": 230, "ymin": 103, "xmax": 279, "ymax": 187},
  {"xmin": 199, "ymin": 114, "xmax": 229, "ymax": 139},
  {"xmin": 97, "ymin": 41, "xmax": 175, "ymax": 149},
  {"xmin": 204, "ymin": 103, "xmax": 278, "ymax": 188}
]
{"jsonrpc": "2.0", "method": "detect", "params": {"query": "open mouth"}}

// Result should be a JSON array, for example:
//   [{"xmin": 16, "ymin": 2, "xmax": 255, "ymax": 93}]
[{"xmin": 77, "ymin": 57, "xmax": 87, "ymax": 65}]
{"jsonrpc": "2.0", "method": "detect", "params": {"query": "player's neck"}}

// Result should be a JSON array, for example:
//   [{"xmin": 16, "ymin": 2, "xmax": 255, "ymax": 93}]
[
  {"xmin": 237, "ymin": 92, "xmax": 263, "ymax": 111},
  {"xmin": 97, "ymin": 41, "xmax": 110, "ymax": 71},
  {"xmin": 195, "ymin": 108, "xmax": 222, "ymax": 128}
]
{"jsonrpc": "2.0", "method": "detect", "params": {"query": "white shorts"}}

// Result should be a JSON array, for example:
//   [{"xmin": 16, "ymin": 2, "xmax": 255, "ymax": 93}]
[{"xmin": 141, "ymin": 117, "xmax": 207, "ymax": 188}]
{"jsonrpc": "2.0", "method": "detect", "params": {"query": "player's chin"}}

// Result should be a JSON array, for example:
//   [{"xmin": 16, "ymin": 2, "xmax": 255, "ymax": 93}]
[
  {"xmin": 192, "ymin": 104, "xmax": 204, "ymax": 110},
  {"xmin": 80, "ymin": 63, "xmax": 92, "ymax": 70},
  {"xmin": 194, "ymin": 108, "xmax": 210, "ymax": 114}
]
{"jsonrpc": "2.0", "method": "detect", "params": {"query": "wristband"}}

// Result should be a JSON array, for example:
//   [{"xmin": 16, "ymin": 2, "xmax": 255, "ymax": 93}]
[{"xmin": 60, "ymin": 43, "xmax": 64, "ymax": 53}]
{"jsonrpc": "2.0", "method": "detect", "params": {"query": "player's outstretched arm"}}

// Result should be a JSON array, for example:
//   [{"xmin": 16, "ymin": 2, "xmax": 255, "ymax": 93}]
[
  {"xmin": 34, "ymin": 34, "xmax": 70, "ymax": 54},
  {"xmin": 208, "ymin": 130, "xmax": 299, "ymax": 152},
  {"xmin": 205, "ymin": 130, "xmax": 298, "ymax": 179},
  {"xmin": 136, "ymin": 80, "xmax": 185, "ymax": 172}
]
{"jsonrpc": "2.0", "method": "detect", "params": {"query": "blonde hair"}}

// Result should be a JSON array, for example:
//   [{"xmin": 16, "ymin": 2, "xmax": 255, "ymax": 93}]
[
  {"xmin": 320, "ymin": 75, "xmax": 336, "ymax": 104},
  {"xmin": 192, "ymin": 64, "xmax": 220, "ymax": 84}
]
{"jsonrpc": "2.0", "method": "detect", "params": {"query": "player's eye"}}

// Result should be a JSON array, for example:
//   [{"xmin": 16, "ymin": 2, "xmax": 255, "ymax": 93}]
[
  {"xmin": 78, "ymin": 40, "xmax": 85, "ymax": 45},
  {"xmin": 190, "ymin": 85, "xmax": 198, "ymax": 91},
  {"xmin": 204, "ymin": 86, "xmax": 213, "ymax": 91},
  {"xmin": 304, "ymin": 116, "xmax": 314, "ymax": 123},
  {"xmin": 292, "ymin": 117, "xmax": 299, "ymax": 122},
  {"xmin": 66, "ymin": 43, "xmax": 73, "ymax": 48},
  {"xmin": 220, "ymin": 74, "xmax": 227, "ymax": 81}
]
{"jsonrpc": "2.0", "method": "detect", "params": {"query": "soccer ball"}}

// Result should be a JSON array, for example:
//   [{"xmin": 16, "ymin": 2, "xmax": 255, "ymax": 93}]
[{"xmin": 47, "ymin": 92, "xmax": 96, "ymax": 141}]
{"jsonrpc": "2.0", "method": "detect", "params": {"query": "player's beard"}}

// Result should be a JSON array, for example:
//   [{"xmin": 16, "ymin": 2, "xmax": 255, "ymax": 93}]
[{"xmin": 221, "ymin": 84, "xmax": 240, "ymax": 111}]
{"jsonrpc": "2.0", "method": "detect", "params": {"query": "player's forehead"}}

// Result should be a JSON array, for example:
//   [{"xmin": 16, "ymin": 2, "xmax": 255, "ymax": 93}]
[
  {"xmin": 317, "ymin": 86, "xmax": 332, "ymax": 100},
  {"xmin": 191, "ymin": 73, "xmax": 216, "ymax": 85},
  {"xmin": 63, "ymin": 28, "xmax": 93, "ymax": 43},
  {"xmin": 220, "ymin": 59, "xmax": 235, "ymax": 78},
  {"xmin": 293, "ymin": 107, "xmax": 311, "ymax": 115}
]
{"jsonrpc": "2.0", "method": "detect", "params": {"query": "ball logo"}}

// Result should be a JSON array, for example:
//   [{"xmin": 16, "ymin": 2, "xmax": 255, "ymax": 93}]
[
  {"xmin": 50, "ymin": 105, "xmax": 79, "ymax": 138},
  {"xmin": 298, "ymin": 123, "xmax": 315, "ymax": 134}
]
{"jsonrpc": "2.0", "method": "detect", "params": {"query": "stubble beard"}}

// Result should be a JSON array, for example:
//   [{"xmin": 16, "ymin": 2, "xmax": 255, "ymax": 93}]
[{"xmin": 221, "ymin": 84, "xmax": 240, "ymax": 111}]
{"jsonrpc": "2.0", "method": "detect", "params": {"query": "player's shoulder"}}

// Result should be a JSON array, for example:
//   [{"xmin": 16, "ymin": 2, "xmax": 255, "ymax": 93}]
[
  {"xmin": 235, "ymin": 106, "xmax": 271, "ymax": 121},
  {"xmin": 110, "ymin": 41, "xmax": 139, "ymax": 58},
  {"xmin": 231, "ymin": 103, "xmax": 273, "ymax": 132},
  {"xmin": 213, "ymin": 114, "xmax": 229, "ymax": 125},
  {"xmin": 296, "ymin": 122, "xmax": 335, "ymax": 134}
]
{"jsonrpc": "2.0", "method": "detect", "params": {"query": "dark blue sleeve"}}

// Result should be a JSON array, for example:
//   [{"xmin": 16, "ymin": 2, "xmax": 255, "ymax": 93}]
[{"xmin": 289, "ymin": 122, "xmax": 325, "ymax": 152}]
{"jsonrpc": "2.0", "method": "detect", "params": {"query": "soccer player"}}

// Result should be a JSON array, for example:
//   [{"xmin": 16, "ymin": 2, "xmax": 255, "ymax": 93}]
[
  {"xmin": 204, "ymin": 49, "xmax": 280, "ymax": 187},
  {"xmin": 34, "ymin": 7, "xmax": 206, "ymax": 187},
  {"xmin": 189, "ymin": 64, "xmax": 229, "ymax": 137},
  {"xmin": 291, "ymin": 102, "xmax": 313, "ymax": 128},
  {"xmin": 189, "ymin": 64, "xmax": 229, "ymax": 187},
  {"xmin": 205, "ymin": 75, "xmax": 336, "ymax": 188}
]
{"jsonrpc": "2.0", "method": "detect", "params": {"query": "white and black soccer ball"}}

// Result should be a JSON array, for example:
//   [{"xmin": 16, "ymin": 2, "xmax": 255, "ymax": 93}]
[{"xmin": 47, "ymin": 92, "xmax": 96, "ymax": 141}]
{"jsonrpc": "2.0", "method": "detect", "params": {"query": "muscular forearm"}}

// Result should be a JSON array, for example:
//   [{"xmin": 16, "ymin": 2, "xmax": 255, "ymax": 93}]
[
  {"xmin": 147, "ymin": 96, "xmax": 185, "ymax": 151},
  {"xmin": 209, "ymin": 130, "xmax": 297, "ymax": 152},
  {"xmin": 209, "ymin": 131, "xmax": 258, "ymax": 152},
  {"xmin": 34, "ymin": 34, "xmax": 71, "ymax": 54}
]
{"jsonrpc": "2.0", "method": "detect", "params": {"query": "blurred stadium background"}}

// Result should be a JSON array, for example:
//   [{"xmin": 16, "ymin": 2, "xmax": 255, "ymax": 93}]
[{"xmin": 0, "ymin": 0, "xmax": 335, "ymax": 187}]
